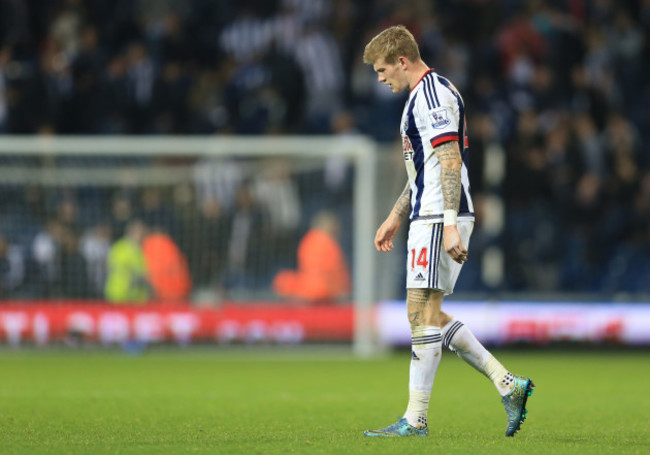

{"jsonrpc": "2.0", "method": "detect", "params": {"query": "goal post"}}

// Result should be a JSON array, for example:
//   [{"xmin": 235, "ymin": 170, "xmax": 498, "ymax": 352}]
[{"xmin": 0, "ymin": 135, "xmax": 378, "ymax": 354}]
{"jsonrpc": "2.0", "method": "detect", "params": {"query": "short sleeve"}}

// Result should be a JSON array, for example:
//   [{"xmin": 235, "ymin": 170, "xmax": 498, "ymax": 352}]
[{"xmin": 417, "ymin": 84, "xmax": 460, "ymax": 148}]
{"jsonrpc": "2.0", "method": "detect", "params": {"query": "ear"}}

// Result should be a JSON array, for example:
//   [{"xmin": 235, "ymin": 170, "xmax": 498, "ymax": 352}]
[{"xmin": 398, "ymin": 56, "xmax": 409, "ymax": 70}]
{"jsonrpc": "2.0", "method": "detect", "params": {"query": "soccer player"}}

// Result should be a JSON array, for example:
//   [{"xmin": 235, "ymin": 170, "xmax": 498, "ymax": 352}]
[{"xmin": 362, "ymin": 25, "xmax": 534, "ymax": 438}]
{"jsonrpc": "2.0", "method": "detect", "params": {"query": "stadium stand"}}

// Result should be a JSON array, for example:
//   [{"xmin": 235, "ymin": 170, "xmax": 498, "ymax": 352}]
[{"xmin": 0, "ymin": 0, "xmax": 648, "ymax": 299}]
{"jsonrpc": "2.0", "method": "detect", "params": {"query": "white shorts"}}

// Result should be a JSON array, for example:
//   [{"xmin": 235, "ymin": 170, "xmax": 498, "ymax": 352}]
[{"xmin": 406, "ymin": 220, "xmax": 474, "ymax": 294}]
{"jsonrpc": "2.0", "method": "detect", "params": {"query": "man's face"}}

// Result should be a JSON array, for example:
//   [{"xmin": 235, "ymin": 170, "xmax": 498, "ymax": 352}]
[{"xmin": 373, "ymin": 57, "xmax": 408, "ymax": 93}]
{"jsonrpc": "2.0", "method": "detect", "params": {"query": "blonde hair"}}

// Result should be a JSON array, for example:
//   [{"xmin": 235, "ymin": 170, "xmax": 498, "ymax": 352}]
[{"xmin": 363, "ymin": 25, "xmax": 421, "ymax": 65}]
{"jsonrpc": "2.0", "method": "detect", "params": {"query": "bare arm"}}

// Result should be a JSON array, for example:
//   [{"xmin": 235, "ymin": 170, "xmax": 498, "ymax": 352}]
[
  {"xmin": 434, "ymin": 141, "xmax": 468, "ymax": 264},
  {"xmin": 392, "ymin": 181, "xmax": 411, "ymax": 219},
  {"xmin": 374, "ymin": 181, "xmax": 410, "ymax": 252},
  {"xmin": 436, "ymin": 141, "xmax": 463, "ymax": 212}
]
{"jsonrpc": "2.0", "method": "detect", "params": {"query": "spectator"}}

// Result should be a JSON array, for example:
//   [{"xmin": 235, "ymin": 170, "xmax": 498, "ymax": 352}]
[
  {"xmin": 218, "ymin": 5, "xmax": 274, "ymax": 64},
  {"xmin": 125, "ymin": 41, "xmax": 156, "ymax": 133},
  {"xmin": 110, "ymin": 191, "xmax": 134, "ymax": 239},
  {"xmin": 32, "ymin": 219, "xmax": 65, "ymax": 297},
  {"xmin": 151, "ymin": 61, "xmax": 191, "ymax": 133},
  {"xmin": 101, "ymin": 52, "xmax": 130, "ymax": 134},
  {"xmin": 323, "ymin": 110, "xmax": 356, "ymax": 205},
  {"xmin": 186, "ymin": 198, "xmax": 231, "ymax": 297},
  {"xmin": 272, "ymin": 211, "xmax": 350, "ymax": 303},
  {"xmin": 225, "ymin": 181, "xmax": 271, "ymax": 291},
  {"xmin": 104, "ymin": 219, "xmax": 149, "ymax": 303},
  {"xmin": 137, "ymin": 187, "xmax": 179, "ymax": 239},
  {"xmin": 293, "ymin": 22, "xmax": 345, "ymax": 132},
  {"xmin": 253, "ymin": 159, "xmax": 301, "ymax": 268},
  {"xmin": 193, "ymin": 157, "xmax": 244, "ymax": 213},
  {"xmin": 142, "ymin": 228, "xmax": 192, "ymax": 302},
  {"xmin": 68, "ymin": 24, "xmax": 106, "ymax": 133},
  {"xmin": 0, "ymin": 234, "xmax": 25, "ymax": 298},
  {"xmin": 58, "ymin": 228, "xmax": 89, "ymax": 298},
  {"xmin": 79, "ymin": 222, "xmax": 112, "ymax": 297},
  {"xmin": 0, "ymin": 45, "xmax": 11, "ymax": 133}
]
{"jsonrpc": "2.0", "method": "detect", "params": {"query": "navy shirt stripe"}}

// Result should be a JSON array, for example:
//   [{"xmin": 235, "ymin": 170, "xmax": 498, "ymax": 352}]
[{"xmin": 406, "ymin": 96, "xmax": 425, "ymax": 217}]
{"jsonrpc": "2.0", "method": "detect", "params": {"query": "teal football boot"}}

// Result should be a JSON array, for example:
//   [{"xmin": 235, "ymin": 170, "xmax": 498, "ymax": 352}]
[
  {"xmin": 502, "ymin": 376, "xmax": 535, "ymax": 437},
  {"xmin": 364, "ymin": 417, "xmax": 428, "ymax": 437}
]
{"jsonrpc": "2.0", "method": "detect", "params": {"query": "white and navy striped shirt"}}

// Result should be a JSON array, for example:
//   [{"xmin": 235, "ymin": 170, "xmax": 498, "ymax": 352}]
[
  {"xmin": 400, "ymin": 69, "xmax": 474, "ymax": 223},
  {"xmin": 219, "ymin": 15, "xmax": 274, "ymax": 63}
]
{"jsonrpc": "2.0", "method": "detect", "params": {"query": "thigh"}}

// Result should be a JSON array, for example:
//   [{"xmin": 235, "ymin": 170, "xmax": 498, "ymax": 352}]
[
  {"xmin": 406, "ymin": 221, "xmax": 474, "ymax": 294},
  {"xmin": 406, "ymin": 222, "xmax": 442, "ymax": 290},
  {"xmin": 436, "ymin": 220, "xmax": 474, "ymax": 295}
]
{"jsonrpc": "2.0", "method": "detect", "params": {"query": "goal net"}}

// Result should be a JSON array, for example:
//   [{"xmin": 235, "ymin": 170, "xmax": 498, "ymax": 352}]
[{"xmin": 0, "ymin": 136, "xmax": 377, "ymax": 353}]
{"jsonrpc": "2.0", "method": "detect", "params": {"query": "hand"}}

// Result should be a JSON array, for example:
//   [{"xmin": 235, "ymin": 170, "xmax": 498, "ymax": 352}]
[
  {"xmin": 374, "ymin": 214, "xmax": 402, "ymax": 252},
  {"xmin": 443, "ymin": 225, "xmax": 468, "ymax": 264}
]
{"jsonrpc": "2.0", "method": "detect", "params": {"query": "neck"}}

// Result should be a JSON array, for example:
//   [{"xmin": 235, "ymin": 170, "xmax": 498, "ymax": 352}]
[{"xmin": 408, "ymin": 61, "xmax": 431, "ymax": 90}]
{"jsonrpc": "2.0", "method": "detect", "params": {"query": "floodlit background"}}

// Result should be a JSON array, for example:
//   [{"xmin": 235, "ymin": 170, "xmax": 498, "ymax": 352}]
[
  {"xmin": 0, "ymin": 0, "xmax": 648, "ymax": 349},
  {"xmin": 1, "ymin": 2, "xmax": 649, "ymax": 454}
]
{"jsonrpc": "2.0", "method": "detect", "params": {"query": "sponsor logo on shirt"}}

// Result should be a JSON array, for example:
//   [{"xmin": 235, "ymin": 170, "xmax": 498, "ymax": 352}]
[{"xmin": 402, "ymin": 135, "xmax": 414, "ymax": 161}]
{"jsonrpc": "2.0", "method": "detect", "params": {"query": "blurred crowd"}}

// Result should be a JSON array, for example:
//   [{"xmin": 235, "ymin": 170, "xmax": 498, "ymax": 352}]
[
  {"xmin": 0, "ymin": 0, "xmax": 649, "ymax": 296},
  {"xmin": 0, "ymin": 156, "xmax": 351, "ymax": 302}
]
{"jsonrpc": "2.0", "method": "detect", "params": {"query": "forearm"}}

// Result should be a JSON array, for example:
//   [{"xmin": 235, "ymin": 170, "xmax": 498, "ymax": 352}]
[
  {"xmin": 375, "ymin": 181, "xmax": 410, "ymax": 252},
  {"xmin": 391, "ymin": 181, "xmax": 411, "ymax": 220},
  {"xmin": 435, "ymin": 140, "xmax": 467, "ymax": 262},
  {"xmin": 435, "ymin": 141, "xmax": 462, "ymax": 214}
]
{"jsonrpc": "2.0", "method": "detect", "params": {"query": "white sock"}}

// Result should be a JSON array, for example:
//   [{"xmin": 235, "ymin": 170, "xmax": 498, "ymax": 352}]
[
  {"xmin": 403, "ymin": 326, "xmax": 442, "ymax": 429},
  {"xmin": 442, "ymin": 320, "xmax": 514, "ymax": 396}
]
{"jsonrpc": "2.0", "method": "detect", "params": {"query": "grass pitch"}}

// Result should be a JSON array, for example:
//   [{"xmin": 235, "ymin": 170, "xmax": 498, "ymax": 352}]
[{"xmin": 1, "ymin": 347, "xmax": 649, "ymax": 454}]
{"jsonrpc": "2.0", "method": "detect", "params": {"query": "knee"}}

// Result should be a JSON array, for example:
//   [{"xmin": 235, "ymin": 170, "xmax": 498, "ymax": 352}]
[
  {"xmin": 439, "ymin": 311, "xmax": 453, "ymax": 327},
  {"xmin": 408, "ymin": 308, "xmax": 440, "ymax": 330},
  {"xmin": 427, "ymin": 313, "xmax": 447, "ymax": 328}
]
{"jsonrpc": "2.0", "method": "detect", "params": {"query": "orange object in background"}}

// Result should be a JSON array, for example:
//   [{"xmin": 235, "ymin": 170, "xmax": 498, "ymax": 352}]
[
  {"xmin": 273, "ymin": 212, "xmax": 350, "ymax": 302},
  {"xmin": 142, "ymin": 232, "xmax": 192, "ymax": 301}
]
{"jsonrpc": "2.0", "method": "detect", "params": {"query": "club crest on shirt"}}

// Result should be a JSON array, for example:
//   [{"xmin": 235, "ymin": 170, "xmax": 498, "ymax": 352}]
[{"xmin": 430, "ymin": 108, "xmax": 450, "ymax": 129}]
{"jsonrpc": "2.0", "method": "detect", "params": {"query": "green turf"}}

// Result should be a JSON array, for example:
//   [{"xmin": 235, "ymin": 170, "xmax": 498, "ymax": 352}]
[{"xmin": 1, "ymin": 348, "xmax": 649, "ymax": 454}]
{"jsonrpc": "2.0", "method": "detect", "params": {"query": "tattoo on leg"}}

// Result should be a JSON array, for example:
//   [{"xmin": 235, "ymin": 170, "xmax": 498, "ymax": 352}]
[
  {"xmin": 407, "ymin": 289, "xmax": 431, "ymax": 328},
  {"xmin": 408, "ymin": 311, "xmax": 420, "ymax": 328},
  {"xmin": 408, "ymin": 289, "xmax": 430, "ymax": 306}
]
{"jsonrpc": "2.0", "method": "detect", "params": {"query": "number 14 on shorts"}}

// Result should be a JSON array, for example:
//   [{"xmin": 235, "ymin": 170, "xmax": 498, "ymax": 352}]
[{"xmin": 411, "ymin": 248, "xmax": 429, "ymax": 269}]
